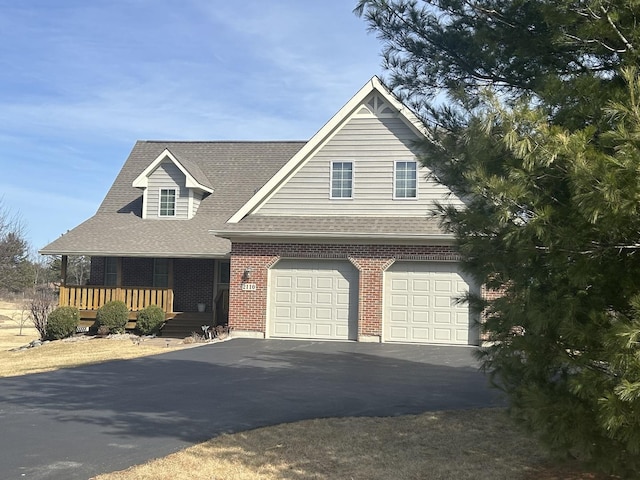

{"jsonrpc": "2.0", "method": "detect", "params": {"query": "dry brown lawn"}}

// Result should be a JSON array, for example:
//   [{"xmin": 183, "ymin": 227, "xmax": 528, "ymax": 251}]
[
  {"xmin": 0, "ymin": 299, "xmax": 185, "ymax": 377},
  {"xmin": 92, "ymin": 409, "xmax": 612, "ymax": 480},
  {"xmin": 0, "ymin": 300, "xmax": 615, "ymax": 480}
]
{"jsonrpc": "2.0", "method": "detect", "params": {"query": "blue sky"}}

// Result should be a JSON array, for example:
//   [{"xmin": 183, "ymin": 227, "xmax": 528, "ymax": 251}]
[{"xmin": 0, "ymin": 1, "xmax": 383, "ymax": 251}]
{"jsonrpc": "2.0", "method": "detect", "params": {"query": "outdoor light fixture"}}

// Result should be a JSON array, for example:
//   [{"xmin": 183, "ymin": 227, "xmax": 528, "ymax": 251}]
[{"xmin": 242, "ymin": 267, "xmax": 253, "ymax": 281}]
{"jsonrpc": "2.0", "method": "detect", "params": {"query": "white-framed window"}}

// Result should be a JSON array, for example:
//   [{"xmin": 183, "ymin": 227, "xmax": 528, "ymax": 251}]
[
  {"xmin": 394, "ymin": 161, "xmax": 418, "ymax": 199},
  {"xmin": 159, "ymin": 189, "xmax": 176, "ymax": 216},
  {"xmin": 330, "ymin": 161, "xmax": 353, "ymax": 199},
  {"xmin": 104, "ymin": 257, "xmax": 118, "ymax": 286},
  {"xmin": 153, "ymin": 258, "xmax": 170, "ymax": 287}
]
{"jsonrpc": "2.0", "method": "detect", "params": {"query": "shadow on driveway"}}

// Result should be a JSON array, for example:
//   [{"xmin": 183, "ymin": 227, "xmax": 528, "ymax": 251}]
[{"xmin": 0, "ymin": 339, "xmax": 503, "ymax": 479}]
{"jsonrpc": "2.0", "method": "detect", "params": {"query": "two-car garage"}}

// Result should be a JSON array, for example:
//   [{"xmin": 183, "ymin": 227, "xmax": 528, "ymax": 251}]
[{"xmin": 267, "ymin": 259, "xmax": 477, "ymax": 345}]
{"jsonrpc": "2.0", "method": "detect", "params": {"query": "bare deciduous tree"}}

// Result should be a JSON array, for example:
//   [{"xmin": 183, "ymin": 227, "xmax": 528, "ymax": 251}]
[
  {"xmin": 9, "ymin": 298, "xmax": 32, "ymax": 336},
  {"xmin": 29, "ymin": 288, "xmax": 55, "ymax": 340}
]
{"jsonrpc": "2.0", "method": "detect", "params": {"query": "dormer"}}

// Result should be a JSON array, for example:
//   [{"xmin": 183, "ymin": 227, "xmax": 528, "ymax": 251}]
[{"xmin": 132, "ymin": 149, "xmax": 214, "ymax": 219}]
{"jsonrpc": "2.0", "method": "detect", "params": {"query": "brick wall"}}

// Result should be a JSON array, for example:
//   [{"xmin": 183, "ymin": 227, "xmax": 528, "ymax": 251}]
[{"xmin": 228, "ymin": 242, "xmax": 459, "ymax": 338}]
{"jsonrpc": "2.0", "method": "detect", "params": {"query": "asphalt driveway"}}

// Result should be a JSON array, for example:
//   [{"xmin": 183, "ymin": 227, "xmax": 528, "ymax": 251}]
[{"xmin": 0, "ymin": 338, "xmax": 503, "ymax": 479}]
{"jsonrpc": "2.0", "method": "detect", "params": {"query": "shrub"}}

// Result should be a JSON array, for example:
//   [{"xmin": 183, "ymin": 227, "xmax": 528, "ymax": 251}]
[
  {"xmin": 96, "ymin": 300, "xmax": 129, "ymax": 334},
  {"xmin": 46, "ymin": 306, "xmax": 80, "ymax": 340},
  {"xmin": 135, "ymin": 304, "xmax": 165, "ymax": 335}
]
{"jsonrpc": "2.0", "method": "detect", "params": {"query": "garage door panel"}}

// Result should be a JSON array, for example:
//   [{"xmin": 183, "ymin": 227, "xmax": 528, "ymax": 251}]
[
  {"xmin": 269, "ymin": 260, "xmax": 357, "ymax": 340},
  {"xmin": 276, "ymin": 276, "xmax": 292, "ymax": 288},
  {"xmin": 413, "ymin": 311, "xmax": 429, "ymax": 323},
  {"xmin": 391, "ymin": 278, "xmax": 408, "ymax": 290},
  {"xmin": 413, "ymin": 295, "xmax": 428, "ymax": 307},
  {"xmin": 390, "ymin": 309, "xmax": 407, "ymax": 322},
  {"xmin": 433, "ymin": 311, "xmax": 452, "ymax": 324},
  {"xmin": 391, "ymin": 294, "xmax": 408, "ymax": 307},
  {"xmin": 295, "ymin": 307, "xmax": 311, "ymax": 319},
  {"xmin": 411, "ymin": 328, "xmax": 430, "ymax": 341},
  {"xmin": 316, "ymin": 277, "xmax": 333, "ymax": 289},
  {"xmin": 413, "ymin": 279, "xmax": 429, "ymax": 291},
  {"xmin": 389, "ymin": 326, "xmax": 409, "ymax": 340},
  {"xmin": 433, "ymin": 328, "xmax": 452, "ymax": 341},
  {"xmin": 276, "ymin": 291, "xmax": 292, "ymax": 303},
  {"xmin": 316, "ymin": 292, "xmax": 332, "ymax": 305},
  {"xmin": 275, "ymin": 306, "xmax": 291, "ymax": 318},
  {"xmin": 434, "ymin": 296, "xmax": 452, "ymax": 308},
  {"xmin": 295, "ymin": 292, "xmax": 312, "ymax": 304},
  {"xmin": 273, "ymin": 322, "xmax": 292, "ymax": 335},
  {"xmin": 384, "ymin": 262, "xmax": 476, "ymax": 345},
  {"xmin": 294, "ymin": 324, "xmax": 311, "ymax": 336}
]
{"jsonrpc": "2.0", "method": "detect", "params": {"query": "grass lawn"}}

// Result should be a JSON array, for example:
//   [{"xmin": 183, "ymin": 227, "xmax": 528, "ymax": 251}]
[{"xmin": 0, "ymin": 300, "xmax": 616, "ymax": 480}]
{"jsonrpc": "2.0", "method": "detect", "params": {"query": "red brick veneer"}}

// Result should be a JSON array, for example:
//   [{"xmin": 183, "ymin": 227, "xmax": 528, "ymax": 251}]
[{"xmin": 228, "ymin": 243, "xmax": 459, "ymax": 339}]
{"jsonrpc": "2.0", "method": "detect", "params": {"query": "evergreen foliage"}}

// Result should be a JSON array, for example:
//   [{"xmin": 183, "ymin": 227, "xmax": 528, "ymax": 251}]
[
  {"xmin": 0, "ymin": 201, "xmax": 33, "ymax": 293},
  {"xmin": 96, "ymin": 300, "xmax": 129, "ymax": 334},
  {"xmin": 46, "ymin": 306, "xmax": 80, "ymax": 340},
  {"xmin": 358, "ymin": 1, "xmax": 640, "ymax": 476},
  {"xmin": 135, "ymin": 304, "xmax": 165, "ymax": 335}
]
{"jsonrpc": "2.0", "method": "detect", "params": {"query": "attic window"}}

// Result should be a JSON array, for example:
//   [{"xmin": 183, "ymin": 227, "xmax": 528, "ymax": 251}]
[
  {"xmin": 331, "ymin": 161, "xmax": 353, "ymax": 199},
  {"xmin": 159, "ymin": 189, "xmax": 176, "ymax": 216},
  {"xmin": 394, "ymin": 161, "xmax": 417, "ymax": 199}
]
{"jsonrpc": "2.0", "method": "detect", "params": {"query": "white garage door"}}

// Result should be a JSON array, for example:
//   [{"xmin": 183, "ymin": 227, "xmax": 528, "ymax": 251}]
[
  {"xmin": 269, "ymin": 259, "xmax": 358, "ymax": 340},
  {"xmin": 384, "ymin": 262, "xmax": 475, "ymax": 345}
]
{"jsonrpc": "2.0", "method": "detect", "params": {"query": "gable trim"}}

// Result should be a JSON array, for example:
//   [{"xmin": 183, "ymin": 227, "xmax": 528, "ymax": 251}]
[
  {"xmin": 227, "ymin": 76, "xmax": 427, "ymax": 224},
  {"xmin": 132, "ymin": 148, "xmax": 214, "ymax": 194}
]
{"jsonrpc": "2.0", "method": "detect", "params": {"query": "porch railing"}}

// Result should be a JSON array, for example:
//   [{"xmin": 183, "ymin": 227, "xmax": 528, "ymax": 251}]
[{"xmin": 59, "ymin": 286, "xmax": 174, "ymax": 313}]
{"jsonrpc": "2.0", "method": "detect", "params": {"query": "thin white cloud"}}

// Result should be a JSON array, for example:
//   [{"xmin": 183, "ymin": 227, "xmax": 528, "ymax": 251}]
[{"xmin": 0, "ymin": 0, "xmax": 385, "ymax": 249}]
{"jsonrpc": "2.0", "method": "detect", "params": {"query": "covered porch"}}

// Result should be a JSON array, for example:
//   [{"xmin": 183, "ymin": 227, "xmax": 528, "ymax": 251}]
[{"xmin": 57, "ymin": 255, "xmax": 230, "ymax": 336}]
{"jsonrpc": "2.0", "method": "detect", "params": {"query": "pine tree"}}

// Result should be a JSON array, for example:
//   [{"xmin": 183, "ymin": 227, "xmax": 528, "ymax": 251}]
[{"xmin": 357, "ymin": 1, "xmax": 640, "ymax": 475}]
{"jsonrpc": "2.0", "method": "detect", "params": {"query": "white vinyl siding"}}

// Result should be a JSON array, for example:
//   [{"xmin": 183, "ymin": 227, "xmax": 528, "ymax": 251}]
[
  {"xmin": 330, "ymin": 161, "xmax": 353, "ymax": 199},
  {"xmin": 255, "ymin": 115, "xmax": 465, "ymax": 216},
  {"xmin": 145, "ymin": 161, "xmax": 190, "ymax": 219},
  {"xmin": 192, "ymin": 191, "xmax": 204, "ymax": 216},
  {"xmin": 394, "ymin": 161, "xmax": 417, "ymax": 199}
]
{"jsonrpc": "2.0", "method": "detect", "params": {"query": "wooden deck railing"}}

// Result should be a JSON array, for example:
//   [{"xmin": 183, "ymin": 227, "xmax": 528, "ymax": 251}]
[{"xmin": 59, "ymin": 286, "xmax": 174, "ymax": 313}]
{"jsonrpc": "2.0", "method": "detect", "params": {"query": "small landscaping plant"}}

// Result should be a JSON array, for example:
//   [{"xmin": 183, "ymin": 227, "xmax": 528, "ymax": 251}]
[
  {"xmin": 135, "ymin": 304, "xmax": 165, "ymax": 335},
  {"xmin": 46, "ymin": 306, "xmax": 80, "ymax": 340},
  {"xmin": 96, "ymin": 300, "xmax": 129, "ymax": 334}
]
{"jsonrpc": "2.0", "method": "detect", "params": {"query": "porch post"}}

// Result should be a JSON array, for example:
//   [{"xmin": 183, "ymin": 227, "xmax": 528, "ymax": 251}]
[
  {"xmin": 60, "ymin": 255, "xmax": 68, "ymax": 287},
  {"xmin": 116, "ymin": 257, "xmax": 123, "ymax": 286},
  {"xmin": 167, "ymin": 259, "xmax": 174, "ymax": 313}
]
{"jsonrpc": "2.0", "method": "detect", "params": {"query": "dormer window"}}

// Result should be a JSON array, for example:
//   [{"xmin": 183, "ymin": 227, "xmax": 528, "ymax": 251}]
[
  {"xmin": 133, "ymin": 149, "xmax": 214, "ymax": 220},
  {"xmin": 159, "ymin": 189, "xmax": 176, "ymax": 216}
]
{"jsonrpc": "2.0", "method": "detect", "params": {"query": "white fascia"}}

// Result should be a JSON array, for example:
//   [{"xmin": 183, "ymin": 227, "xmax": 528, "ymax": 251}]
[{"xmin": 132, "ymin": 149, "xmax": 214, "ymax": 194}]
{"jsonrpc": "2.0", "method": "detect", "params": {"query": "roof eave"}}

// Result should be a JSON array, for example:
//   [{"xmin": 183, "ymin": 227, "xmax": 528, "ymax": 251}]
[
  {"xmin": 210, "ymin": 229, "xmax": 455, "ymax": 243},
  {"xmin": 38, "ymin": 248, "xmax": 230, "ymax": 259}
]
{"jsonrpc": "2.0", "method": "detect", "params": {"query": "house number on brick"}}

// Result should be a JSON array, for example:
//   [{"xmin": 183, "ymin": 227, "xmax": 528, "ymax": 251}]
[{"xmin": 241, "ymin": 283, "xmax": 257, "ymax": 291}]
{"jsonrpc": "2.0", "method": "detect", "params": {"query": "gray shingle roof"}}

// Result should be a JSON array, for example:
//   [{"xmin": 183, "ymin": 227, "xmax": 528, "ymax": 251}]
[
  {"xmin": 41, "ymin": 141, "xmax": 305, "ymax": 257},
  {"xmin": 217, "ymin": 215, "xmax": 451, "ymax": 239}
]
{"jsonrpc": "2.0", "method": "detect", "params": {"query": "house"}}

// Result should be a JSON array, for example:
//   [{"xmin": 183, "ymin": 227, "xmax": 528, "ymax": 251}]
[{"xmin": 41, "ymin": 77, "xmax": 479, "ymax": 345}]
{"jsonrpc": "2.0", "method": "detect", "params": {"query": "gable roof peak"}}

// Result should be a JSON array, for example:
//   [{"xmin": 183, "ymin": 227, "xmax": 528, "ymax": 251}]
[
  {"xmin": 226, "ymin": 75, "xmax": 428, "ymax": 224},
  {"xmin": 132, "ymin": 147, "xmax": 214, "ymax": 193}
]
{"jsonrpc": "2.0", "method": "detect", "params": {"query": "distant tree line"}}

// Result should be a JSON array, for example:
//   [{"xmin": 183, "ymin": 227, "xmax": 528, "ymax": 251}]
[{"xmin": 0, "ymin": 199, "xmax": 89, "ymax": 297}]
